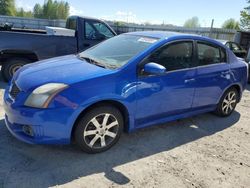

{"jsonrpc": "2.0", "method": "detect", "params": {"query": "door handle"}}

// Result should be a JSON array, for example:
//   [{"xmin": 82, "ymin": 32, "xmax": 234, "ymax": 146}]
[
  {"xmin": 221, "ymin": 71, "xmax": 230, "ymax": 79},
  {"xmin": 184, "ymin": 78, "xmax": 196, "ymax": 83},
  {"xmin": 221, "ymin": 71, "xmax": 230, "ymax": 75}
]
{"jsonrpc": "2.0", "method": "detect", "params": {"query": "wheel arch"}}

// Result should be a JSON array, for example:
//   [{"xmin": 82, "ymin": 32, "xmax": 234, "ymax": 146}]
[
  {"xmin": 70, "ymin": 100, "xmax": 130, "ymax": 142},
  {"xmin": 0, "ymin": 49, "xmax": 39, "ymax": 63},
  {"xmin": 218, "ymin": 83, "xmax": 242, "ymax": 104}
]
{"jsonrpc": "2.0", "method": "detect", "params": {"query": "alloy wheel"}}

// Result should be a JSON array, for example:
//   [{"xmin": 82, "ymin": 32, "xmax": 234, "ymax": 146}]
[
  {"xmin": 83, "ymin": 113, "xmax": 119, "ymax": 149},
  {"xmin": 222, "ymin": 91, "xmax": 237, "ymax": 115}
]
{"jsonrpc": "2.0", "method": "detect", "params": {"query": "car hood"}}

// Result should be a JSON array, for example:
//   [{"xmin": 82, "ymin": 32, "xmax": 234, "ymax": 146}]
[{"xmin": 14, "ymin": 55, "xmax": 114, "ymax": 91}]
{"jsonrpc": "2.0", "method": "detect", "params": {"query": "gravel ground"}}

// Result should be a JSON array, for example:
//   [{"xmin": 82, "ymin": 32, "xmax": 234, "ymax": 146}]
[{"xmin": 0, "ymin": 73, "xmax": 249, "ymax": 188}]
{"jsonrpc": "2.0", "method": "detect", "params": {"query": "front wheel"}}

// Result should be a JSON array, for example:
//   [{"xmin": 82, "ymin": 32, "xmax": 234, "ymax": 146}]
[
  {"xmin": 1, "ymin": 58, "xmax": 31, "ymax": 82},
  {"xmin": 214, "ymin": 87, "xmax": 239, "ymax": 117},
  {"xmin": 74, "ymin": 106, "xmax": 124, "ymax": 153}
]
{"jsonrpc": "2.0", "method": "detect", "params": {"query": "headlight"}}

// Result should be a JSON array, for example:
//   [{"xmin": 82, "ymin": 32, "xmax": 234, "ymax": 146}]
[{"xmin": 25, "ymin": 83, "xmax": 68, "ymax": 108}]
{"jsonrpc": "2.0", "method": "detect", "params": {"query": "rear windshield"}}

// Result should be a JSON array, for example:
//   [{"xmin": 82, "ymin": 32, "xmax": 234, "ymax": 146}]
[{"xmin": 66, "ymin": 17, "xmax": 77, "ymax": 30}]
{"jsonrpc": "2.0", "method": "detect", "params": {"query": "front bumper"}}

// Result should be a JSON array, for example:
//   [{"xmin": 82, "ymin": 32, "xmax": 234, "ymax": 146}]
[{"xmin": 3, "ymin": 90, "xmax": 78, "ymax": 145}]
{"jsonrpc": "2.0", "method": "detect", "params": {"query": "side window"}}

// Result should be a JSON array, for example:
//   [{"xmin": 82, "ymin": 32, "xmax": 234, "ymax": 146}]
[
  {"xmin": 197, "ymin": 42, "xmax": 224, "ymax": 66},
  {"xmin": 85, "ymin": 21, "xmax": 97, "ymax": 40},
  {"xmin": 85, "ymin": 21, "xmax": 114, "ymax": 40},
  {"xmin": 145, "ymin": 41, "xmax": 194, "ymax": 71},
  {"xmin": 93, "ymin": 22, "xmax": 115, "ymax": 38}
]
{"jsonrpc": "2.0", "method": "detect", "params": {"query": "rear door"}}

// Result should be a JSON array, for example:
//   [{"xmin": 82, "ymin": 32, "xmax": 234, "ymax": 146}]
[{"xmin": 192, "ymin": 41, "xmax": 231, "ymax": 108}]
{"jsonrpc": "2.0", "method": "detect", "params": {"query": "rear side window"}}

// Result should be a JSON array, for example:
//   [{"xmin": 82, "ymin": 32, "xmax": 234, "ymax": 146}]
[
  {"xmin": 145, "ymin": 41, "xmax": 194, "ymax": 71},
  {"xmin": 197, "ymin": 42, "xmax": 227, "ymax": 66}
]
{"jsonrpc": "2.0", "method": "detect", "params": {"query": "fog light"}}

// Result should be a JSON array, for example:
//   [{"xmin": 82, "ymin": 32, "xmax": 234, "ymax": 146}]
[{"xmin": 22, "ymin": 125, "xmax": 34, "ymax": 137}]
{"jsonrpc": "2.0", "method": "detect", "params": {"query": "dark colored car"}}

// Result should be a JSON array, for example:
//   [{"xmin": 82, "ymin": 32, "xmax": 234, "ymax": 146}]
[
  {"xmin": 4, "ymin": 31, "xmax": 248, "ymax": 153},
  {"xmin": 222, "ymin": 41, "xmax": 247, "ymax": 59},
  {"xmin": 0, "ymin": 16, "xmax": 116, "ymax": 81}
]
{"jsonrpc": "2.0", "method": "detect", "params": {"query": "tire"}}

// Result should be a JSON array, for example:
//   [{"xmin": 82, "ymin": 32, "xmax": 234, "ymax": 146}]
[
  {"xmin": 214, "ymin": 87, "xmax": 239, "ymax": 117},
  {"xmin": 1, "ymin": 58, "xmax": 31, "ymax": 82},
  {"xmin": 74, "ymin": 105, "xmax": 124, "ymax": 153}
]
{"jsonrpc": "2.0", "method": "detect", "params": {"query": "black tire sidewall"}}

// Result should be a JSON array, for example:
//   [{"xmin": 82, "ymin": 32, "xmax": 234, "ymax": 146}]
[
  {"xmin": 1, "ymin": 58, "xmax": 31, "ymax": 81},
  {"xmin": 74, "ymin": 106, "xmax": 124, "ymax": 154}
]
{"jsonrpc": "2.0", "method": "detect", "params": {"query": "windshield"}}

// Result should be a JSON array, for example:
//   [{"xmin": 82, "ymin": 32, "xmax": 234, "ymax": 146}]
[{"xmin": 79, "ymin": 34, "xmax": 159, "ymax": 69}]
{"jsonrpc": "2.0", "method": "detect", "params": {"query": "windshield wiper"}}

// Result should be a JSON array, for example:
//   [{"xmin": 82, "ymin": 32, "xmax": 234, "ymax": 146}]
[
  {"xmin": 105, "ymin": 64, "xmax": 119, "ymax": 69},
  {"xmin": 78, "ymin": 55, "xmax": 106, "ymax": 68}
]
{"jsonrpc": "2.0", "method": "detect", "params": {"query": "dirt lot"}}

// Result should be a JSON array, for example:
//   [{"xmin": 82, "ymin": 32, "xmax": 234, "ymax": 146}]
[{"xmin": 0, "ymin": 73, "xmax": 249, "ymax": 188}]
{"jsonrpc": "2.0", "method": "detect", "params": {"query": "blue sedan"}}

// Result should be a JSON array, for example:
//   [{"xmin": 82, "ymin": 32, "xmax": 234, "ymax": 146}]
[{"xmin": 3, "ymin": 31, "xmax": 248, "ymax": 153}]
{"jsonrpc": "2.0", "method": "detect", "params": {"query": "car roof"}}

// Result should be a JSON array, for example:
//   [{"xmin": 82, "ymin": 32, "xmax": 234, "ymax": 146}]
[
  {"xmin": 216, "ymin": 40, "xmax": 228, "ymax": 45},
  {"xmin": 68, "ymin": 15, "xmax": 105, "ymax": 22},
  {"xmin": 125, "ymin": 31, "xmax": 197, "ymax": 39},
  {"xmin": 125, "ymin": 31, "xmax": 226, "ymax": 48}
]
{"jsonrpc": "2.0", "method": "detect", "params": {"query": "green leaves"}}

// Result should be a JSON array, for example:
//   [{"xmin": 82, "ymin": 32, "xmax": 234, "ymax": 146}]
[
  {"xmin": 240, "ymin": 1, "xmax": 250, "ymax": 30},
  {"xmin": 33, "ymin": 0, "xmax": 70, "ymax": 19},
  {"xmin": 222, "ymin": 18, "xmax": 240, "ymax": 30},
  {"xmin": 0, "ymin": 0, "xmax": 70, "ymax": 19},
  {"xmin": 183, "ymin": 17, "xmax": 200, "ymax": 28},
  {"xmin": 0, "ymin": 0, "xmax": 16, "ymax": 16}
]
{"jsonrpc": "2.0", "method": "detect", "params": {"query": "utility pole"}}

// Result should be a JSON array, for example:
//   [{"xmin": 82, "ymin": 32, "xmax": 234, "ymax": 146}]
[{"xmin": 209, "ymin": 19, "xmax": 214, "ymax": 38}]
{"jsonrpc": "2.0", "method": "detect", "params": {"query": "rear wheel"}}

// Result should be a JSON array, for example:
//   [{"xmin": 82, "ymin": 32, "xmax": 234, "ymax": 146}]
[
  {"xmin": 1, "ymin": 58, "xmax": 31, "ymax": 82},
  {"xmin": 74, "ymin": 106, "xmax": 124, "ymax": 153},
  {"xmin": 214, "ymin": 87, "xmax": 239, "ymax": 117}
]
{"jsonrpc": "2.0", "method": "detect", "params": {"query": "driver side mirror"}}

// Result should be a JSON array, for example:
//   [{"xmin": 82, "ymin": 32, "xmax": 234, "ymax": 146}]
[{"xmin": 143, "ymin": 62, "xmax": 166, "ymax": 75}]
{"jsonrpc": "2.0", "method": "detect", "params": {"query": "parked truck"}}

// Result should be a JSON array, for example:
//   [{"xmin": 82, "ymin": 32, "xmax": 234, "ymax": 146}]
[{"xmin": 0, "ymin": 16, "xmax": 117, "ymax": 81}]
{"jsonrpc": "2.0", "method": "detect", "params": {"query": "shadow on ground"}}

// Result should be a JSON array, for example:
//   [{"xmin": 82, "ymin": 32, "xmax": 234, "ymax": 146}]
[
  {"xmin": 0, "ymin": 111, "xmax": 240, "ymax": 187},
  {"xmin": 246, "ymin": 83, "xmax": 250, "ymax": 91}
]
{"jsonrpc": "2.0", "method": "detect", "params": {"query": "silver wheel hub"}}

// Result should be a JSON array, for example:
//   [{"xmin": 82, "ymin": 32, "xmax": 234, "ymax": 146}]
[
  {"xmin": 99, "ymin": 129, "xmax": 105, "ymax": 135},
  {"xmin": 222, "ymin": 91, "xmax": 237, "ymax": 114},
  {"xmin": 83, "ymin": 113, "xmax": 119, "ymax": 149}
]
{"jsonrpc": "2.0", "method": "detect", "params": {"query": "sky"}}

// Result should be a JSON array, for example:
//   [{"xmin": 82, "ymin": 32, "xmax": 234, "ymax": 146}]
[{"xmin": 16, "ymin": 0, "xmax": 247, "ymax": 28}]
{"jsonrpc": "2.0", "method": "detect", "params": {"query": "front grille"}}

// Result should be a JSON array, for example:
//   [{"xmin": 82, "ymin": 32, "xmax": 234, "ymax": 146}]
[{"xmin": 9, "ymin": 82, "xmax": 21, "ymax": 99}]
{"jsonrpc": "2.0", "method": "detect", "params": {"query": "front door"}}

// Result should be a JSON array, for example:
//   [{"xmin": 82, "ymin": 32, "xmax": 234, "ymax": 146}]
[{"xmin": 136, "ymin": 40, "xmax": 197, "ymax": 127}]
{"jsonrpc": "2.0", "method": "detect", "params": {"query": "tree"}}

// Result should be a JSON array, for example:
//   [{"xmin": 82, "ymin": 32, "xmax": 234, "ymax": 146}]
[
  {"xmin": 33, "ymin": 4, "xmax": 43, "ymax": 18},
  {"xmin": 34, "ymin": 0, "xmax": 70, "ymax": 19},
  {"xmin": 16, "ymin": 8, "xmax": 33, "ymax": 18},
  {"xmin": 0, "ymin": 0, "xmax": 16, "ymax": 16},
  {"xmin": 184, "ymin": 17, "xmax": 200, "ymax": 28},
  {"xmin": 240, "ymin": 0, "xmax": 250, "ymax": 30},
  {"xmin": 113, "ymin": 21, "xmax": 126, "ymax": 27},
  {"xmin": 0, "ymin": 0, "xmax": 69, "ymax": 19},
  {"xmin": 222, "ymin": 19, "xmax": 240, "ymax": 30}
]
